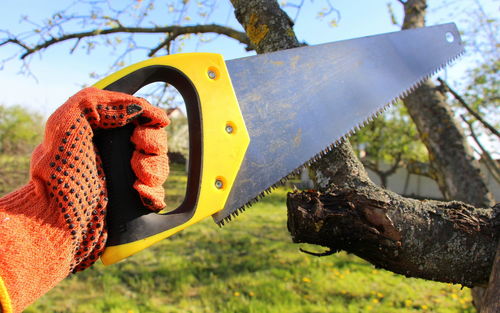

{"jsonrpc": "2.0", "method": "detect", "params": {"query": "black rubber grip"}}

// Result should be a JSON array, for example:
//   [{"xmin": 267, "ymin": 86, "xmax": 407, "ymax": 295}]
[
  {"xmin": 93, "ymin": 124, "xmax": 151, "ymax": 242},
  {"xmin": 94, "ymin": 65, "xmax": 203, "ymax": 246}
]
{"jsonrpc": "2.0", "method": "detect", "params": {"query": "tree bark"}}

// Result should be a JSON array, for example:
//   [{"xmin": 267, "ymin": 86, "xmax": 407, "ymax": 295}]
[
  {"xmin": 230, "ymin": 0, "xmax": 300, "ymax": 54},
  {"xmin": 481, "ymin": 240, "xmax": 500, "ymax": 313},
  {"xmin": 287, "ymin": 187, "xmax": 498, "ymax": 287}
]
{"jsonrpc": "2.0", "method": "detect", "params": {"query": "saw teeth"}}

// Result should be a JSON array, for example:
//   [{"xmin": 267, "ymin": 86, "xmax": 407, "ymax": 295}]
[{"xmin": 216, "ymin": 46, "xmax": 464, "ymax": 227}]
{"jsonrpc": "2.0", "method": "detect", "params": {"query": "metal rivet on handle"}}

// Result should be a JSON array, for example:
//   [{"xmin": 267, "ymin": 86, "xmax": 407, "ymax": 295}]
[
  {"xmin": 208, "ymin": 70, "xmax": 217, "ymax": 79},
  {"xmin": 225, "ymin": 124, "xmax": 234, "ymax": 134},
  {"xmin": 215, "ymin": 179, "xmax": 224, "ymax": 189}
]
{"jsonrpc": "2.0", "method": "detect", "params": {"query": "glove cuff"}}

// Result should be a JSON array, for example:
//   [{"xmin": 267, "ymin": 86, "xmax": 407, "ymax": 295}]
[{"xmin": 0, "ymin": 182, "xmax": 74, "ymax": 312}]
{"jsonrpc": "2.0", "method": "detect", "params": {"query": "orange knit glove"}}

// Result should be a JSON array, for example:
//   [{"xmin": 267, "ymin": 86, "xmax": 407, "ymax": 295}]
[{"xmin": 0, "ymin": 87, "xmax": 169, "ymax": 313}]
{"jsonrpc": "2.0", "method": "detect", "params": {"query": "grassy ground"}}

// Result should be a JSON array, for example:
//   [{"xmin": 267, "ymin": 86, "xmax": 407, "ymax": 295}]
[
  {"xmin": 0, "ymin": 159, "xmax": 474, "ymax": 313},
  {"xmin": 21, "ymin": 163, "xmax": 474, "ymax": 313}
]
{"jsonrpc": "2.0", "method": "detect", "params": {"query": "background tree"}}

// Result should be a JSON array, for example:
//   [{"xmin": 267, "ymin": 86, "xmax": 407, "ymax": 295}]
[
  {"xmin": 442, "ymin": 1, "xmax": 500, "ymax": 186},
  {"xmin": 350, "ymin": 102, "xmax": 429, "ymax": 189},
  {"xmin": 0, "ymin": 104, "xmax": 44, "ymax": 194},
  {"xmin": 0, "ymin": 104, "xmax": 43, "ymax": 155}
]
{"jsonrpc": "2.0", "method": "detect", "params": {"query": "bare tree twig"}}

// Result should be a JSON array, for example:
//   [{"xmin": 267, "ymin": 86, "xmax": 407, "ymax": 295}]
[
  {"xmin": 405, "ymin": 160, "xmax": 436, "ymax": 179},
  {"xmin": 386, "ymin": 152, "xmax": 402, "ymax": 176},
  {"xmin": 1, "ymin": 24, "xmax": 252, "ymax": 59},
  {"xmin": 438, "ymin": 77, "xmax": 499, "ymax": 138},
  {"xmin": 360, "ymin": 158, "xmax": 378, "ymax": 172},
  {"xmin": 361, "ymin": 153, "xmax": 403, "ymax": 188},
  {"xmin": 461, "ymin": 115, "xmax": 500, "ymax": 184},
  {"xmin": 148, "ymin": 35, "xmax": 174, "ymax": 57},
  {"xmin": 0, "ymin": 38, "xmax": 31, "ymax": 52},
  {"xmin": 69, "ymin": 38, "xmax": 82, "ymax": 54}
]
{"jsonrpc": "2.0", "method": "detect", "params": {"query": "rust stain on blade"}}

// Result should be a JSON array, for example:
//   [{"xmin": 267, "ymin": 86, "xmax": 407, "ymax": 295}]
[
  {"xmin": 271, "ymin": 60, "xmax": 284, "ymax": 66},
  {"xmin": 291, "ymin": 55, "xmax": 300, "ymax": 70},
  {"xmin": 294, "ymin": 128, "xmax": 302, "ymax": 147}
]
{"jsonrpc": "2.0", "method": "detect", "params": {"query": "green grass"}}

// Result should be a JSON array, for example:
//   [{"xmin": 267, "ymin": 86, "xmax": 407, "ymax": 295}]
[
  {"xmin": 0, "ymin": 159, "xmax": 473, "ymax": 313},
  {"xmin": 163, "ymin": 163, "xmax": 189, "ymax": 210},
  {"xmin": 22, "ymin": 163, "xmax": 474, "ymax": 313}
]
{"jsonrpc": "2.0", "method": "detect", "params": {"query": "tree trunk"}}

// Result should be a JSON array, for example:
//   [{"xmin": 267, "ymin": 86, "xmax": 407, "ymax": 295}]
[
  {"xmin": 400, "ymin": 1, "xmax": 497, "ymax": 310},
  {"xmin": 401, "ymin": 0, "xmax": 494, "ymax": 207},
  {"xmin": 480, "ymin": 240, "xmax": 500, "ymax": 313},
  {"xmin": 230, "ymin": 0, "xmax": 300, "ymax": 54}
]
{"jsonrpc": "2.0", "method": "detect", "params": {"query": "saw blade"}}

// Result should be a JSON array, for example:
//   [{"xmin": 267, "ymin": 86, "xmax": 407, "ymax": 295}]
[{"xmin": 212, "ymin": 23, "xmax": 464, "ymax": 224}]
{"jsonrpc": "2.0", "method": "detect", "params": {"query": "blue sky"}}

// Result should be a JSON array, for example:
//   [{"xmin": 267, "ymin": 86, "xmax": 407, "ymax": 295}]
[{"xmin": 0, "ymin": 0, "xmax": 493, "ymax": 115}]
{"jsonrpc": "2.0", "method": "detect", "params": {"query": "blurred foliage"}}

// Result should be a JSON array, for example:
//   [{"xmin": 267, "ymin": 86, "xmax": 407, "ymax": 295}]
[
  {"xmin": 464, "ymin": 60, "xmax": 499, "ymax": 115},
  {"xmin": 0, "ymin": 104, "xmax": 43, "ymax": 155},
  {"xmin": 350, "ymin": 102, "xmax": 428, "ymax": 185},
  {"xmin": 351, "ymin": 103, "xmax": 428, "ymax": 164},
  {"xmin": 459, "ymin": 57, "xmax": 499, "ymax": 150},
  {"xmin": 167, "ymin": 115, "xmax": 189, "ymax": 158},
  {"xmin": 451, "ymin": 3, "xmax": 499, "ymax": 158},
  {"xmin": 0, "ymin": 155, "xmax": 31, "ymax": 194},
  {"xmin": 0, "ymin": 104, "xmax": 43, "ymax": 193}
]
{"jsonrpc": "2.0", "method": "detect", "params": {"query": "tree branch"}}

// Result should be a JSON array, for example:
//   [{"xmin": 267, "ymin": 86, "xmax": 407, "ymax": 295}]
[
  {"xmin": 0, "ymin": 38, "xmax": 31, "ymax": 52},
  {"xmin": 461, "ymin": 115, "xmax": 500, "ymax": 184},
  {"xmin": 297, "ymin": 141, "xmax": 498, "ymax": 287},
  {"xmin": 405, "ymin": 160, "xmax": 436, "ymax": 179},
  {"xmin": 148, "ymin": 35, "xmax": 174, "ymax": 57},
  {"xmin": 1, "ymin": 24, "xmax": 252, "ymax": 59},
  {"xmin": 360, "ymin": 158, "xmax": 378, "ymax": 172},
  {"xmin": 437, "ymin": 77, "xmax": 500, "ymax": 139},
  {"xmin": 287, "ymin": 187, "xmax": 499, "ymax": 287},
  {"xmin": 385, "ymin": 152, "xmax": 402, "ymax": 176}
]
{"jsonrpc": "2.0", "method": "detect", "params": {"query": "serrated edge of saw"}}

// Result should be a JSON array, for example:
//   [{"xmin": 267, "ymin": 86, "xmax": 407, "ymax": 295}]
[{"xmin": 217, "ymin": 48, "xmax": 465, "ymax": 227}]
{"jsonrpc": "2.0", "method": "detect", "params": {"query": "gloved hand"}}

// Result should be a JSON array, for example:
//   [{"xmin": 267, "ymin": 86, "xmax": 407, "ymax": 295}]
[{"xmin": 0, "ymin": 87, "xmax": 170, "ymax": 313}]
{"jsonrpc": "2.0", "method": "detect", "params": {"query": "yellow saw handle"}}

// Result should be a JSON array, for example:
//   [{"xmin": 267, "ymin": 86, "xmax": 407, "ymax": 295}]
[{"xmin": 93, "ymin": 53, "xmax": 249, "ymax": 265}]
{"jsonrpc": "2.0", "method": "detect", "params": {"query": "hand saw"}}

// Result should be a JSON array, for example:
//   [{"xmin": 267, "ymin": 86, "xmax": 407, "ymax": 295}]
[{"xmin": 92, "ymin": 23, "xmax": 464, "ymax": 265}]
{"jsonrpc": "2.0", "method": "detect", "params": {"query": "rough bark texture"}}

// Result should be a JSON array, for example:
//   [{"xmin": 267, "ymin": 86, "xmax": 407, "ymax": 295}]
[
  {"xmin": 230, "ymin": 0, "xmax": 300, "ymax": 54},
  {"xmin": 287, "ymin": 188, "xmax": 498, "ymax": 287},
  {"xmin": 402, "ymin": 81, "xmax": 494, "ymax": 204},
  {"xmin": 229, "ymin": 0, "xmax": 499, "ymax": 309},
  {"xmin": 481, "ymin": 240, "xmax": 500, "ymax": 313}
]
